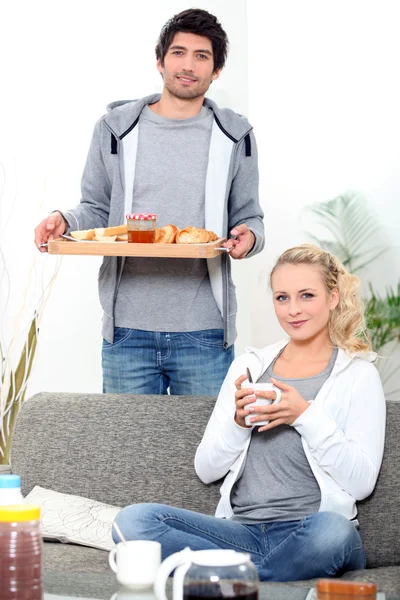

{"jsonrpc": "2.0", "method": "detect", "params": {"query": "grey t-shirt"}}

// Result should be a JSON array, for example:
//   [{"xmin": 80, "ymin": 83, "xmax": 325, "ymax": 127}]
[
  {"xmin": 114, "ymin": 105, "xmax": 223, "ymax": 332},
  {"xmin": 231, "ymin": 347, "xmax": 338, "ymax": 523}
]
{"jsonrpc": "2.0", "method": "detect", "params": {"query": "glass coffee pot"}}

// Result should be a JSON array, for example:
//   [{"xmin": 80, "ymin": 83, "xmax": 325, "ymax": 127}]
[{"xmin": 154, "ymin": 548, "xmax": 259, "ymax": 600}]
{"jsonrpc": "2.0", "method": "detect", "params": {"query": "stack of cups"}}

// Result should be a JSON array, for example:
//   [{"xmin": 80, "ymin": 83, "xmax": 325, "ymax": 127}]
[{"xmin": 0, "ymin": 504, "xmax": 43, "ymax": 600}]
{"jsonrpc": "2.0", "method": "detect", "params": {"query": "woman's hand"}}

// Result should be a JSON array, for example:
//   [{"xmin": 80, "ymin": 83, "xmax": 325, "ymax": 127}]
[
  {"xmin": 234, "ymin": 374, "xmax": 256, "ymax": 428},
  {"xmin": 249, "ymin": 377, "xmax": 310, "ymax": 432}
]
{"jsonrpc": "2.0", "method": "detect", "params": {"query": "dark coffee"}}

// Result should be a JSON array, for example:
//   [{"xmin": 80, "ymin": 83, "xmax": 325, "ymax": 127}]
[{"xmin": 184, "ymin": 582, "xmax": 258, "ymax": 600}]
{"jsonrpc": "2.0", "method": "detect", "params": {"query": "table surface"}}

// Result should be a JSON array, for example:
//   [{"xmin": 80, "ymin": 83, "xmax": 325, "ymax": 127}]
[
  {"xmin": 43, "ymin": 570, "xmax": 313, "ymax": 600},
  {"xmin": 43, "ymin": 571, "xmax": 398, "ymax": 600}
]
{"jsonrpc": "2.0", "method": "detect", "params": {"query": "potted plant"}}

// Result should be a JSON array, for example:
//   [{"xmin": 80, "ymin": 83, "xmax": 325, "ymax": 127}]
[
  {"xmin": 0, "ymin": 164, "xmax": 61, "ymax": 465},
  {"xmin": 303, "ymin": 191, "xmax": 399, "ymax": 397}
]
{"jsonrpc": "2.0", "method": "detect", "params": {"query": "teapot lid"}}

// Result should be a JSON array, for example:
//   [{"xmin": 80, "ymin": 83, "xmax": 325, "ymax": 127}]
[{"xmin": 191, "ymin": 550, "xmax": 250, "ymax": 567}]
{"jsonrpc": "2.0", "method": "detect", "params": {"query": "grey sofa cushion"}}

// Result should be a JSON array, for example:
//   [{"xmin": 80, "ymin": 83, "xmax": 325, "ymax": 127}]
[
  {"xmin": 42, "ymin": 548, "xmax": 400, "ymax": 595},
  {"xmin": 43, "ymin": 541, "xmax": 109, "ymax": 573},
  {"xmin": 339, "ymin": 567, "xmax": 400, "ymax": 594},
  {"xmin": 10, "ymin": 393, "xmax": 400, "ymax": 574}
]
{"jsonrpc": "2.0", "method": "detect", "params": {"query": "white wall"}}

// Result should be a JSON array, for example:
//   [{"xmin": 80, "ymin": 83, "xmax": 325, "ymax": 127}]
[
  {"xmin": 246, "ymin": 1, "xmax": 400, "ymax": 388},
  {"xmin": 0, "ymin": 0, "xmax": 248, "ymax": 396},
  {"xmin": 2, "ymin": 1, "xmax": 399, "ymax": 398}
]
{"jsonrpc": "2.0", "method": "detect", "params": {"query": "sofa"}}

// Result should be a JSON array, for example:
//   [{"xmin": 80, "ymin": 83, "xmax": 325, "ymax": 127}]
[{"xmin": 7, "ymin": 392, "xmax": 400, "ymax": 595}]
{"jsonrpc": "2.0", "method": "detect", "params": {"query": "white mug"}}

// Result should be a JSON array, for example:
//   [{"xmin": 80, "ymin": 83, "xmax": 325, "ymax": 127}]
[
  {"xmin": 109, "ymin": 540, "xmax": 161, "ymax": 589},
  {"xmin": 242, "ymin": 382, "xmax": 282, "ymax": 426}
]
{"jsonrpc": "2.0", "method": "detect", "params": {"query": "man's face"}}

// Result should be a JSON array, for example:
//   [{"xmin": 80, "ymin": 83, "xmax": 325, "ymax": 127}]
[{"xmin": 157, "ymin": 32, "xmax": 221, "ymax": 100}]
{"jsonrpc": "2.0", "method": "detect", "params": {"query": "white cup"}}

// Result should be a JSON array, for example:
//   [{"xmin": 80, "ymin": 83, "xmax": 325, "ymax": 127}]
[
  {"xmin": 242, "ymin": 382, "xmax": 282, "ymax": 427},
  {"xmin": 109, "ymin": 540, "xmax": 161, "ymax": 589}
]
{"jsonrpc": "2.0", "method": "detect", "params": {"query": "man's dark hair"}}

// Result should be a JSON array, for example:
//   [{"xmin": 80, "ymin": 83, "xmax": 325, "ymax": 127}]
[{"xmin": 155, "ymin": 8, "xmax": 229, "ymax": 72}]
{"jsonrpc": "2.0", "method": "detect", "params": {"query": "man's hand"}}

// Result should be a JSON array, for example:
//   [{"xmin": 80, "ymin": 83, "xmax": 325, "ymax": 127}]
[
  {"xmin": 222, "ymin": 224, "xmax": 255, "ymax": 259},
  {"xmin": 34, "ymin": 211, "xmax": 67, "ymax": 253}
]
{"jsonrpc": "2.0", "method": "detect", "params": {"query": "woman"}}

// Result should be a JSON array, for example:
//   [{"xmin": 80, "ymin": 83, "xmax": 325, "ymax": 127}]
[{"xmin": 114, "ymin": 244, "xmax": 386, "ymax": 581}]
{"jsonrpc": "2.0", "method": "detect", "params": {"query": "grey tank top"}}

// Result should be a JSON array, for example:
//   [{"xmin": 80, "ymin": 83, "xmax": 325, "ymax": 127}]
[
  {"xmin": 231, "ymin": 347, "xmax": 338, "ymax": 523},
  {"xmin": 114, "ymin": 105, "xmax": 223, "ymax": 332}
]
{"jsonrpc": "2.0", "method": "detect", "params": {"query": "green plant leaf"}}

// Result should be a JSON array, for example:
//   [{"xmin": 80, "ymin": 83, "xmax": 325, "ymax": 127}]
[
  {"xmin": 304, "ymin": 192, "xmax": 388, "ymax": 273},
  {"xmin": 365, "ymin": 283, "xmax": 400, "ymax": 352}
]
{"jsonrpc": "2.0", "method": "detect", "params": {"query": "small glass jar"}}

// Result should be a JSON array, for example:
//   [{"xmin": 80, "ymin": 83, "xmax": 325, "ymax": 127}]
[
  {"xmin": 317, "ymin": 579, "xmax": 377, "ymax": 600},
  {"xmin": 126, "ymin": 213, "xmax": 157, "ymax": 243}
]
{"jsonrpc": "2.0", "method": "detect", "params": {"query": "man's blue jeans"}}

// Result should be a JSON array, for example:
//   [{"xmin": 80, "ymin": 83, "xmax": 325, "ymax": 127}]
[
  {"xmin": 114, "ymin": 504, "xmax": 366, "ymax": 581},
  {"xmin": 102, "ymin": 328, "xmax": 234, "ymax": 395}
]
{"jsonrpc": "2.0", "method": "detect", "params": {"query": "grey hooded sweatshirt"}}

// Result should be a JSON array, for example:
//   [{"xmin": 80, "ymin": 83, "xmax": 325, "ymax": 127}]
[{"xmin": 63, "ymin": 94, "xmax": 265, "ymax": 346}]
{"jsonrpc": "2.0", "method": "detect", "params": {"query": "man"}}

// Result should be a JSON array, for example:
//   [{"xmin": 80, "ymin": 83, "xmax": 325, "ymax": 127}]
[{"xmin": 34, "ymin": 8, "xmax": 265, "ymax": 396}]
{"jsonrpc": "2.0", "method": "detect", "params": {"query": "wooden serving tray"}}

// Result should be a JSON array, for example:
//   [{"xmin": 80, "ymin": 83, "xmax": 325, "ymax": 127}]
[{"xmin": 48, "ymin": 237, "xmax": 227, "ymax": 258}]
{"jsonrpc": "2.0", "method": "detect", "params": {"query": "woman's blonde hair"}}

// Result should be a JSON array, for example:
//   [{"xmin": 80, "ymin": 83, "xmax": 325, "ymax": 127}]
[{"xmin": 270, "ymin": 244, "xmax": 371, "ymax": 354}]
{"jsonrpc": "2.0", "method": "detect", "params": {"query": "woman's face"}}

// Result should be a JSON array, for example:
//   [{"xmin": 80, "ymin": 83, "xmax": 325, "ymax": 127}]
[{"xmin": 271, "ymin": 263, "xmax": 339, "ymax": 343}]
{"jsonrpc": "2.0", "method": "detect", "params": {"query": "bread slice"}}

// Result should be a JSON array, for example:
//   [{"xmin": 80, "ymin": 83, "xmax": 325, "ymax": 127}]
[
  {"xmin": 116, "ymin": 233, "xmax": 128, "ymax": 241},
  {"xmin": 94, "ymin": 225, "xmax": 128, "ymax": 238},
  {"xmin": 70, "ymin": 229, "xmax": 95, "ymax": 240},
  {"xmin": 93, "ymin": 235, "xmax": 117, "ymax": 242}
]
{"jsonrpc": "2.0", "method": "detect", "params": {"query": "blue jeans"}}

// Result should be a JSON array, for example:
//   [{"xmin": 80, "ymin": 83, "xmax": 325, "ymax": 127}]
[
  {"xmin": 102, "ymin": 328, "xmax": 234, "ymax": 395},
  {"xmin": 114, "ymin": 504, "xmax": 366, "ymax": 582}
]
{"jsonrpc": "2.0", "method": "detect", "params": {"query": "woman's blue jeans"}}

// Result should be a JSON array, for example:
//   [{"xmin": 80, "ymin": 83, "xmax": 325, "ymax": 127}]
[
  {"xmin": 102, "ymin": 328, "xmax": 234, "ymax": 395},
  {"xmin": 114, "ymin": 504, "xmax": 366, "ymax": 582}
]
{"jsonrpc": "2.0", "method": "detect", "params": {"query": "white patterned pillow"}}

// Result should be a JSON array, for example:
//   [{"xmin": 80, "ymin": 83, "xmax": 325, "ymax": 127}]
[{"xmin": 25, "ymin": 485, "xmax": 121, "ymax": 551}]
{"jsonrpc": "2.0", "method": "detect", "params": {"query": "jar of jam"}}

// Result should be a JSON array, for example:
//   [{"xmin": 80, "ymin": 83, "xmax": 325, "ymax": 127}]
[
  {"xmin": 317, "ymin": 579, "xmax": 377, "ymax": 600},
  {"xmin": 126, "ymin": 213, "xmax": 157, "ymax": 243},
  {"xmin": 0, "ymin": 504, "xmax": 43, "ymax": 600}
]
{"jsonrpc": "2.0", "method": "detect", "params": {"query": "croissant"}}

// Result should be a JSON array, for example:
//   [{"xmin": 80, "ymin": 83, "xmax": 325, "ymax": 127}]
[
  {"xmin": 155, "ymin": 224, "xmax": 180, "ymax": 244},
  {"xmin": 176, "ymin": 227, "xmax": 218, "ymax": 244},
  {"xmin": 207, "ymin": 230, "xmax": 218, "ymax": 242}
]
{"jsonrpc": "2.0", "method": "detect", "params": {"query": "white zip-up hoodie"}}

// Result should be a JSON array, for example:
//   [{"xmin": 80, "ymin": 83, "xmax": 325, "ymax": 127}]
[{"xmin": 195, "ymin": 340, "xmax": 386, "ymax": 521}]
